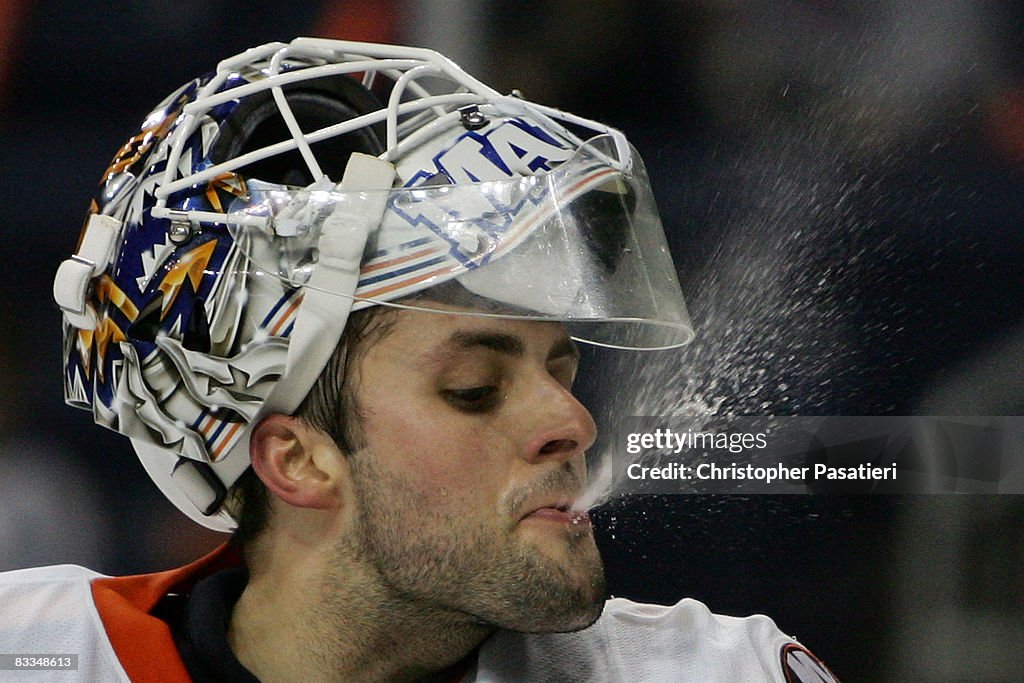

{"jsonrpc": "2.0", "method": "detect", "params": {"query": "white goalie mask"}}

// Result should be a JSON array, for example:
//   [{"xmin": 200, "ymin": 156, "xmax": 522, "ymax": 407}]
[{"xmin": 53, "ymin": 38, "xmax": 693, "ymax": 531}]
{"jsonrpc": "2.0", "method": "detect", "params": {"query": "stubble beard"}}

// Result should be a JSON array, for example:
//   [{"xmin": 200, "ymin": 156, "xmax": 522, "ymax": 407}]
[{"xmin": 334, "ymin": 455, "xmax": 607, "ymax": 635}]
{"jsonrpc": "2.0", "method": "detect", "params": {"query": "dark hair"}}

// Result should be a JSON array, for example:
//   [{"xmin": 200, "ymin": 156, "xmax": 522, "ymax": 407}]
[{"xmin": 230, "ymin": 304, "xmax": 397, "ymax": 548}]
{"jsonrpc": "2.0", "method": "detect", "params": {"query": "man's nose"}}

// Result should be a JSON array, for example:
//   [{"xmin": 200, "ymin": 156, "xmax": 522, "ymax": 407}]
[{"xmin": 521, "ymin": 376, "xmax": 598, "ymax": 464}]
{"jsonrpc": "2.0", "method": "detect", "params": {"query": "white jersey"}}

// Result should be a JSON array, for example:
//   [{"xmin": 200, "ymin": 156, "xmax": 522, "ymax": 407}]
[
  {"xmin": 0, "ymin": 564, "xmax": 129, "ymax": 682},
  {"xmin": 0, "ymin": 561, "xmax": 837, "ymax": 682},
  {"xmin": 471, "ymin": 597, "xmax": 836, "ymax": 682}
]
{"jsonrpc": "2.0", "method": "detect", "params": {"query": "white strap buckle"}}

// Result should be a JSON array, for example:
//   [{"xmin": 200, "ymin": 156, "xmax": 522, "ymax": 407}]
[{"xmin": 53, "ymin": 214, "xmax": 122, "ymax": 330}]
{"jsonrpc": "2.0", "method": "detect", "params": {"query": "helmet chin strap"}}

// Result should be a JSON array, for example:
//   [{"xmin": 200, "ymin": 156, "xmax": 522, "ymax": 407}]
[
  {"xmin": 262, "ymin": 152, "xmax": 397, "ymax": 415},
  {"xmin": 154, "ymin": 152, "xmax": 396, "ymax": 531}
]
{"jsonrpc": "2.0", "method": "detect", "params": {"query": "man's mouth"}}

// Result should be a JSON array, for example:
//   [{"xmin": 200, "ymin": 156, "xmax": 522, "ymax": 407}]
[{"xmin": 523, "ymin": 501, "xmax": 591, "ymax": 527}]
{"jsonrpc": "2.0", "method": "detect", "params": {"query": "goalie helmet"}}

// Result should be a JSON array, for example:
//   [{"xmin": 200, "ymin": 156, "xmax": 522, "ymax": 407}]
[{"xmin": 53, "ymin": 38, "xmax": 692, "ymax": 531}]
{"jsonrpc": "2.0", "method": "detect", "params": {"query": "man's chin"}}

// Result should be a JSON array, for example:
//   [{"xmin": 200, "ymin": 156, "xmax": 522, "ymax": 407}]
[
  {"xmin": 529, "ymin": 594, "xmax": 606, "ymax": 634},
  {"xmin": 496, "ymin": 542, "xmax": 607, "ymax": 634}
]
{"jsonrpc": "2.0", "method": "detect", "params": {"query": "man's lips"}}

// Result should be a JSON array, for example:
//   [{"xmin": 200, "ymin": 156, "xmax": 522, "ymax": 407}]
[{"xmin": 522, "ymin": 501, "xmax": 591, "ymax": 526}]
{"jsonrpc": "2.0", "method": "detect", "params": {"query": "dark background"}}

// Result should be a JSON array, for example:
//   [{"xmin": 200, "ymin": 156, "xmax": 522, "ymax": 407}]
[{"xmin": 1, "ymin": 2, "xmax": 1023, "ymax": 680}]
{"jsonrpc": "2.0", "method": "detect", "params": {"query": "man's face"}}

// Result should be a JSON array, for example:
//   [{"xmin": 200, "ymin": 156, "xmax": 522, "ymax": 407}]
[{"xmin": 335, "ymin": 306, "xmax": 605, "ymax": 633}]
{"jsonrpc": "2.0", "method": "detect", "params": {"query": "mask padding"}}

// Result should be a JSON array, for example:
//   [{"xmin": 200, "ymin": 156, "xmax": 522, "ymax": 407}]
[{"xmin": 211, "ymin": 75, "xmax": 387, "ymax": 186}]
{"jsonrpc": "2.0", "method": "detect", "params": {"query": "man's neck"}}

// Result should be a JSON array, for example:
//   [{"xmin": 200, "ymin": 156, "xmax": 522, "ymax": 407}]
[{"xmin": 227, "ymin": 553, "xmax": 493, "ymax": 683}]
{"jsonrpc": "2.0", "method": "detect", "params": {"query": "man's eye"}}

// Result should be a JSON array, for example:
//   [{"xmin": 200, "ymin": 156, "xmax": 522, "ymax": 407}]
[{"xmin": 443, "ymin": 386, "xmax": 499, "ymax": 412}]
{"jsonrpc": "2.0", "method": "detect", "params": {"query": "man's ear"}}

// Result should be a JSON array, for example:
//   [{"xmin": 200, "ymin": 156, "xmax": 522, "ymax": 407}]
[{"xmin": 249, "ymin": 414, "xmax": 345, "ymax": 511}]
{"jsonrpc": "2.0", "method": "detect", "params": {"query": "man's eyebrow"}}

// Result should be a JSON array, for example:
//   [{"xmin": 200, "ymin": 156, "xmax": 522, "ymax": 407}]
[
  {"xmin": 432, "ymin": 329, "xmax": 579, "ymax": 362},
  {"xmin": 447, "ymin": 330, "xmax": 525, "ymax": 357}
]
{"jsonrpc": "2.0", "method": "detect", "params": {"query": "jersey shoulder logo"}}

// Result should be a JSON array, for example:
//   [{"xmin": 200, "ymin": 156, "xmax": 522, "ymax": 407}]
[{"xmin": 780, "ymin": 643, "xmax": 841, "ymax": 683}]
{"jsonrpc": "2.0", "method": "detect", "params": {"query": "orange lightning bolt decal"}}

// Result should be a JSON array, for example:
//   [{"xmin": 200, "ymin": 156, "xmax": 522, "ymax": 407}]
[
  {"xmin": 95, "ymin": 275, "xmax": 140, "ymax": 321},
  {"xmin": 204, "ymin": 172, "xmax": 248, "ymax": 213},
  {"xmin": 76, "ymin": 317, "xmax": 127, "ymax": 382},
  {"xmin": 158, "ymin": 240, "xmax": 218, "ymax": 318},
  {"xmin": 92, "ymin": 317, "xmax": 127, "ymax": 382},
  {"xmin": 102, "ymin": 92, "xmax": 189, "ymax": 183},
  {"xmin": 74, "ymin": 275, "xmax": 139, "ymax": 380}
]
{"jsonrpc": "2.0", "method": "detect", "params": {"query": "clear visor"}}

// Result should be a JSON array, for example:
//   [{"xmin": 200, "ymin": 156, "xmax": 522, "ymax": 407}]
[{"xmin": 228, "ymin": 135, "xmax": 693, "ymax": 349}]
